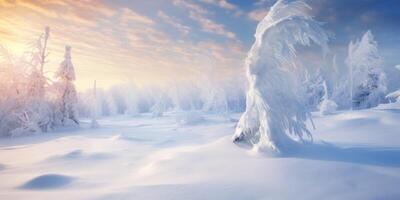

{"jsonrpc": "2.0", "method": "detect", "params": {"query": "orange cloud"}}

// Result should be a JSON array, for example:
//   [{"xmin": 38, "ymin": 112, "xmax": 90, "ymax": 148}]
[
  {"xmin": 248, "ymin": 8, "xmax": 268, "ymax": 21},
  {"xmin": 0, "ymin": 0, "xmax": 245, "ymax": 91}
]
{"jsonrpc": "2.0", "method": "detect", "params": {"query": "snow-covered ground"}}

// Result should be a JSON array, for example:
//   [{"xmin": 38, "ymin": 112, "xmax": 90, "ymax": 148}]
[{"xmin": 0, "ymin": 106, "xmax": 400, "ymax": 200}]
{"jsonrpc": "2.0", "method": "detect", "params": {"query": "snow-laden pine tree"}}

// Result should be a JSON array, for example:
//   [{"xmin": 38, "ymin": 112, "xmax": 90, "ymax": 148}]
[
  {"xmin": 233, "ymin": 0, "xmax": 329, "ymax": 152},
  {"xmin": 346, "ymin": 30, "xmax": 387, "ymax": 109},
  {"xmin": 55, "ymin": 46, "xmax": 79, "ymax": 126}
]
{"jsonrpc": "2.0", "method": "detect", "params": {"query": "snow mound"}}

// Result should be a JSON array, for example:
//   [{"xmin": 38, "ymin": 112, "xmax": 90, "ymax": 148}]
[
  {"xmin": 0, "ymin": 110, "xmax": 399, "ymax": 199},
  {"xmin": 20, "ymin": 174, "xmax": 74, "ymax": 190},
  {"xmin": 48, "ymin": 149, "xmax": 112, "ymax": 161},
  {"xmin": 319, "ymin": 99, "xmax": 338, "ymax": 115}
]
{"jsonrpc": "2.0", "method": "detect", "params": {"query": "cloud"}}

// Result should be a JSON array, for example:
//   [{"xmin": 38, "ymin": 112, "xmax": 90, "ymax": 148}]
[
  {"xmin": 254, "ymin": 0, "xmax": 276, "ymax": 6},
  {"xmin": 190, "ymin": 11, "xmax": 236, "ymax": 39},
  {"xmin": 173, "ymin": 0, "xmax": 236, "ymax": 40},
  {"xmin": 0, "ymin": 27, "xmax": 12, "ymax": 40},
  {"xmin": 199, "ymin": 0, "xmax": 235, "ymax": 10},
  {"xmin": 173, "ymin": 0, "xmax": 209, "ymax": 15},
  {"xmin": 121, "ymin": 8, "xmax": 154, "ymax": 25},
  {"xmin": 157, "ymin": 11, "xmax": 191, "ymax": 35},
  {"xmin": 0, "ymin": 0, "xmax": 246, "ymax": 90},
  {"xmin": 200, "ymin": 0, "xmax": 243, "ymax": 17},
  {"xmin": 248, "ymin": 8, "xmax": 268, "ymax": 21}
]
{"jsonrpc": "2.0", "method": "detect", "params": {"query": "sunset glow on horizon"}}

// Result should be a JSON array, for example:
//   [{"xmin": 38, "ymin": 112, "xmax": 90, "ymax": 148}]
[
  {"xmin": 0, "ymin": 0, "xmax": 247, "ymax": 91},
  {"xmin": 1, "ymin": 0, "xmax": 400, "ymax": 91}
]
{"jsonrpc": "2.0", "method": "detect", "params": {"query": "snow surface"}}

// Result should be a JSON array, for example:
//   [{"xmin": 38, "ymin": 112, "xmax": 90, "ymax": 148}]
[{"xmin": 0, "ymin": 107, "xmax": 400, "ymax": 200}]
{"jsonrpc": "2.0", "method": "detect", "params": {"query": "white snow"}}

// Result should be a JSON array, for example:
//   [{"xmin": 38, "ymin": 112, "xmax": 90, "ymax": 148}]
[{"xmin": 0, "ymin": 106, "xmax": 400, "ymax": 200}]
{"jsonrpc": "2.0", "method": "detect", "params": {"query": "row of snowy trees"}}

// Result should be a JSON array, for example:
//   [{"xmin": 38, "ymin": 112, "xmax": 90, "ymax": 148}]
[
  {"xmin": 77, "ymin": 79, "xmax": 246, "ymax": 119},
  {"xmin": 0, "ymin": 27, "xmax": 79, "ymax": 136},
  {"xmin": 75, "ymin": 28, "xmax": 390, "ymax": 124}
]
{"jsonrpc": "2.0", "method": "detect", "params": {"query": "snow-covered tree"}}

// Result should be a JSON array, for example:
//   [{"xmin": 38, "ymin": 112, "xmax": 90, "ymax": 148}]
[
  {"xmin": 23, "ymin": 27, "xmax": 53, "ymax": 133},
  {"xmin": 346, "ymin": 30, "xmax": 387, "ymax": 109},
  {"xmin": 304, "ymin": 70, "xmax": 325, "ymax": 111},
  {"xmin": 386, "ymin": 65, "xmax": 400, "ymax": 103},
  {"xmin": 202, "ymin": 84, "xmax": 229, "ymax": 115},
  {"xmin": 151, "ymin": 93, "xmax": 167, "ymax": 117},
  {"xmin": 319, "ymin": 81, "xmax": 337, "ymax": 115},
  {"xmin": 0, "ymin": 27, "xmax": 54, "ymax": 136},
  {"xmin": 28, "ymin": 26, "xmax": 50, "ymax": 98},
  {"xmin": 121, "ymin": 83, "xmax": 140, "ymax": 116},
  {"xmin": 91, "ymin": 80, "xmax": 99, "ymax": 128},
  {"xmin": 233, "ymin": 0, "xmax": 330, "ymax": 152},
  {"xmin": 0, "ymin": 46, "xmax": 30, "ymax": 136},
  {"xmin": 55, "ymin": 46, "xmax": 79, "ymax": 126}
]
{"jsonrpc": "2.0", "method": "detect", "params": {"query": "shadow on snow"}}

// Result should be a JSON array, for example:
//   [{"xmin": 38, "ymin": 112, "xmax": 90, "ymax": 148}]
[{"xmin": 284, "ymin": 142, "xmax": 400, "ymax": 167}]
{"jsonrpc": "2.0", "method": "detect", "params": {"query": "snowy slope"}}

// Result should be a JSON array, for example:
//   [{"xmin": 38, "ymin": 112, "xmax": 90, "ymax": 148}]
[{"xmin": 0, "ymin": 108, "xmax": 399, "ymax": 200}]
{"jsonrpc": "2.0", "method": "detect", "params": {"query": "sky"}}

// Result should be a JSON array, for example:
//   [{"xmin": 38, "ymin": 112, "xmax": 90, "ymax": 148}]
[{"xmin": 0, "ymin": 0, "xmax": 399, "ymax": 91}]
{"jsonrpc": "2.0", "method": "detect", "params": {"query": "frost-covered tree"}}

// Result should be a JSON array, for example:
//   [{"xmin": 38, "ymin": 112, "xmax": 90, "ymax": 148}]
[
  {"xmin": 28, "ymin": 26, "xmax": 50, "ymax": 98},
  {"xmin": 23, "ymin": 27, "xmax": 53, "ymax": 132},
  {"xmin": 346, "ymin": 30, "xmax": 387, "ymax": 109},
  {"xmin": 55, "ymin": 46, "xmax": 79, "ymax": 126},
  {"xmin": 0, "ymin": 27, "xmax": 54, "ymax": 136},
  {"xmin": 304, "ymin": 70, "xmax": 325, "ymax": 111},
  {"xmin": 201, "ymin": 82, "xmax": 229, "ymax": 116},
  {"xmin": 91, "ymin": 80, "xmax": 99, "ymax": 128},
  {"xmin": 386, "ymin": 65, "xmax": 400, "ymax": 103},
  {"xmin": 233, "ymin": 0, "xmax": 329, "ymax": 152},
  {"xmin": 0, "ymin": 46, "xmax": 30, "ymax": 136},
  {"xmin": 121, "ymin": 83, "xmax": 140, "ymax": 116},
  {"xmin": 319, "ymin": 81, "xmax": 337, "ymax": 115},
  {"xmin": 151, "ymin": 92, "xmax": 167, "ymax": 117}
]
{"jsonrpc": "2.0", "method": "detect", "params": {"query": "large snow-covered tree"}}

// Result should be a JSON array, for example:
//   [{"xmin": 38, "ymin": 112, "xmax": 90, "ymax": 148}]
[
  {"xmin": 55, "ymin": 46, "xmax": 79, "ymax": 126},
  {"xmin": 233, "ymin": 0, "xmax": 330, "ymax": 152},
  {"xmin": 346, "ymin": 30, "xmax": 387, "ymax": 109}
]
